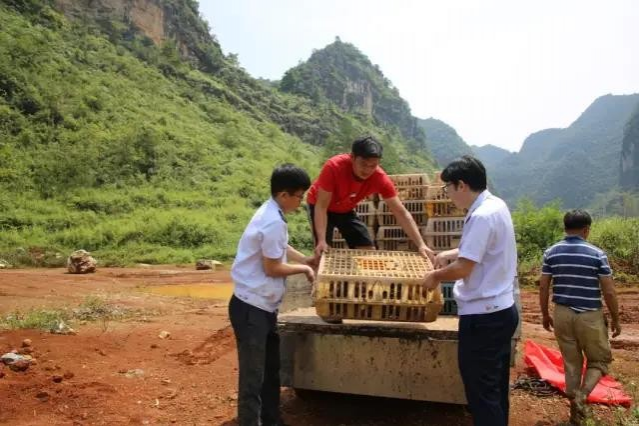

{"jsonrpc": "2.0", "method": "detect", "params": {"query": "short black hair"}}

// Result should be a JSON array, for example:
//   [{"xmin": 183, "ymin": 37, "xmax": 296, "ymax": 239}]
[
  {"xmin": 440, "ymin": 155, "xmax": 487, "ymax": 191},
  {"xmin": 352, "ymin": 136, "xmax": 383, "ymax": 159},
  {"xmin": 564, "ymin": 209, "xmax": 592, "ymax": 231},
  {"xmin": 270, "ymin": 163, "xmax": 311, "ymax": 196}
]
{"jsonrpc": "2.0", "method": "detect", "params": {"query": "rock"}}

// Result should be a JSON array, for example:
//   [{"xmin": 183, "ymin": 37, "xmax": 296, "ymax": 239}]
[
  {"xmin": 63, "ymin": 371, "xmax": 74, "ymax": 380},
  {"xmin": 19, "ymin": 347, "xmax": 33, "ymax": 355},
  {"xmin": 67, "ymin": 250, "xmax": 97, "ymax": 274},
  {"xmin": 22, "ymin": 339, "xmax": 33, "ymax": 348},
  {"xmin": 50, "ymin": 320, "xmax": 76, "ymax": 335},
  {"xmin": 124, "ymin": 369, "xmax": 145, "ymax": 378},
  {"xmin": 9, "ymin": 359, "xmax": 30, "ymax": 372},
  {"xmin": 195, "ymin": 259, "xmax": 214, "ymax": 270},
  {"xmin": 36, "ymin": 391, "xmax": 50, "ymax": 402},
  {"xmin": 150, "ymin": 344, "xmax": 159, "ymax": 349},
  {"xmin": 0, "ymin": 260, "xmax": 10, "ymax": 269},
  {"xmin": 158, "ymin": 331, "xmax": 171, "ymax": 339},
  {"xmin": 1, "ymin": 352, "xmax": 25, "ymax": 365},
  {"xmin": 52, "ymin": 375, "xmax": 63, "ymax": 383}
]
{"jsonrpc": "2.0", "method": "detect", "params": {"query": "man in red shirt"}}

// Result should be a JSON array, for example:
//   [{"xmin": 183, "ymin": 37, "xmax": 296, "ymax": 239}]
[{"xmin": 307, "ymin": 136, "xmax": 434, "ymax": 261}]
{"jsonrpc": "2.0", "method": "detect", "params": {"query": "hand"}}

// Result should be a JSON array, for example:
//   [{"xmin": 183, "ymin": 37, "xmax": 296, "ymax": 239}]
[
  {"xmin": 423, "ymin": 271, "xmax": 440, "ymax": 290},
  {"xmin": 315, "ymin": 240, "xmax": 329, "ymax": 258},
  {"xmin": 542, "ymin": 314, "xmax": 553, "ymax": 332},
  {"xmin": 418, "ymin": 244, "xmax": 435, "ymax": 264},
  {"xmin": 302, "ymin": 265, "xmax": 315, "ymax": 284},
  {"xmin": 611, "ymin": 320, "xmax": 621, "ymax": 338},
  {"xmin": 303, "ymin": 255, "xmax": 319, "ymax": 269},
  {"xmin": 434, "ymin": 250, "xmax": 457, "ymax": 269}
]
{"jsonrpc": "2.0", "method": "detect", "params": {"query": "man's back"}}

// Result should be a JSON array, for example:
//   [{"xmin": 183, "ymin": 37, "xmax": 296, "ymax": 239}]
[{"xmin": 542, "ymin": 236, "xmax": 612, "ymax": 312}]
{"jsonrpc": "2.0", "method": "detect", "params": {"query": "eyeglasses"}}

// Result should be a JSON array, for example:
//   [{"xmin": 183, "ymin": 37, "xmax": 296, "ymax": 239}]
[{"xmin": 289, "ymin": 192, "xmax": 305, "ymax": 200}]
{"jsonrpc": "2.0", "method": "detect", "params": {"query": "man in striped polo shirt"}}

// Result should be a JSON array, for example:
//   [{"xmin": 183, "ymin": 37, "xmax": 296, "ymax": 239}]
[{"xmin": 539, "ymin": 209, "xmax": 621, "ymax": 425}]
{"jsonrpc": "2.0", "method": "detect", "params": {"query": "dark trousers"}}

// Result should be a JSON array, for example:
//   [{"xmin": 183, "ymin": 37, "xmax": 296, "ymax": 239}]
[
  {"xmin": 458, "ymin": 304, "xmax": 519, "ymax": 426},
  {"xmin": 229, "ymin": 295, "xmax": 281, "ymax": 426},
  {"xmin": 306, "ymin": 204, "xmax": 374, "ymax": 248}
]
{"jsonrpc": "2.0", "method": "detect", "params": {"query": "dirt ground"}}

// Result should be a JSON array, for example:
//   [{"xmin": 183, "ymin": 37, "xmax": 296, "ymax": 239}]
[{"xmin": 0, "ymin": 267, "xmax": 637, "ymax": 426}]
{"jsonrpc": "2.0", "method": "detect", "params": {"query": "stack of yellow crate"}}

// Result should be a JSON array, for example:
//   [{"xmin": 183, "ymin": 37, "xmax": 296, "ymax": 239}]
[
  {"xmin": 314, "ymin": 249, "xmax": 442, "ymax": 323},
  {"xmin": 376, "ymin": 173, "xmax": 430, "ymax": 250}
]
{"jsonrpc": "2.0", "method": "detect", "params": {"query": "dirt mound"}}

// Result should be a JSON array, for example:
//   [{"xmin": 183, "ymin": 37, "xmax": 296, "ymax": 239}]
[{"xmin": 173, "ymin": 326, "xmax": 236, "ymax": 366}]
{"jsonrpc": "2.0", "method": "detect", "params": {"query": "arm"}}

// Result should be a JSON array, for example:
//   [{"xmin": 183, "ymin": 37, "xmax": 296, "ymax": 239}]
[
  {"xmin": 423, "ymin": 257, "xmax": 475, "ymax": 289},
  {"xmin": 600, "ymin": 275, "xmax": 621, "ymax": 337},
  {"xmin": 434, "ymin": 248, "xmax": 459, "ymax": 268},
  {"xmin": 287, "ymin": 245, "xmax": 316, "ymax": 267},
  {"xmin": 263, "ymin": 257, "xmax": 314, "ymax": 283},
  {"xmin": 539, "ymin": 274, "xmax": 553, "ymax": 332},
  {"xmin": 385, "ymin": 196, "xmax": 434, "ymax": 261},
  {"xmin": 314, "ymin": 188, "xmax": 332, "ymax": 257}
]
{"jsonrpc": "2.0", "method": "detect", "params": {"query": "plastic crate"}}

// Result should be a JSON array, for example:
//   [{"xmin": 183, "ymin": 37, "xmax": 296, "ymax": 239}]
[
  {"xmin": 377, "ymin": 200, "xmax": 428, "ymax": 226},
  {"xmin": 424, "ymin": 233, "xmax": 462, "ymax": 251},
  {"xmin": 425, "ymin": 185, "xmax": 447, "ymax": 201},
  {"xmin": 331, "ymin": 240, "xmax": 348, "ymax": 249},
  {"xmin": 424, "ymin": 217, "xmax": 465, "ymax": 234},
  {"xmin": 388, "ymin": 174, "xmax": 430, "ymax": 187},
  {"xmin": 440, "ymin": 282, "xmax": 458, "ymax": 315},
  {"xmin": 355, "ymin": 201, "xmax": 377, "ymax": 226},
  {"xmin": 426, "ymin": 200, "xmax": 465, "ymax": 217},
  {"xmin": 314, "ymin": 249, "xmax": 442, "ymax": 323},
  {"xmin": 376, "ymin": 226, "xmax": 426, "ymax": 251},
  {"xmin": 332, "ymin": 227, "xmax": 376, "ymax": 246}
]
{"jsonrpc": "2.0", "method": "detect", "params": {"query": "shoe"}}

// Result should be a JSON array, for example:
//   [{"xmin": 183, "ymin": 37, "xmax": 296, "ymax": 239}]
[{"xmin": 570, "ymin": 392, "xmax": 588, "ymax": 425}]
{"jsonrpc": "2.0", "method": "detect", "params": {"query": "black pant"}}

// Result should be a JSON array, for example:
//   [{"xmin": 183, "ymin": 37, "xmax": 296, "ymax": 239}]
[
  {"xmin": 307, "ymin": 204, "xmax": 373, "ymax": 248},
  {"xmin": 229, "ymin": 295, "xmax": 281, "ymax": 426},
  {"xmin": 458, "ymin": 304, "xmax": 519, "ymax": 426}
]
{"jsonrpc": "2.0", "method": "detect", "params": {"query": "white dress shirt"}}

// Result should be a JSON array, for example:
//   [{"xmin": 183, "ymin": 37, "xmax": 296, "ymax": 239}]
[
  {"xmin": 454, "ymin": 190, "xmax": 517, "ymax": 315},
  {"xmin": 231, "ymin": 198, "xmax": 288, "ymax": 312}
]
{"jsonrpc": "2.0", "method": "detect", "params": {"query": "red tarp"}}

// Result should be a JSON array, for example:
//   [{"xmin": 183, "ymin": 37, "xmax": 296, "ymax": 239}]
[{"xmin": 523, "ymin": 340, "xmax": 632, "ymax": 406}]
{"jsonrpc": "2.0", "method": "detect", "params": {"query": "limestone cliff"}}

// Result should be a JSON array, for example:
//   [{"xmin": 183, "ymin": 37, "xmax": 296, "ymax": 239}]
[{"xmin": 53, "ymin": 0, "xmax": 225, "ymax": 72}]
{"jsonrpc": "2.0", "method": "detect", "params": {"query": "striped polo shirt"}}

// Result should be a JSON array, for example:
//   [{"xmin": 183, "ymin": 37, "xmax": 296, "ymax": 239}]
[{"xmin": 542, "ymin": 235, "xmax": 612, "ymax": 312}]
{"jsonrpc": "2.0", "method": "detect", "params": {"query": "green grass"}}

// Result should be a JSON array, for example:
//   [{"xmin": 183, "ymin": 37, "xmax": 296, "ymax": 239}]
[{"xmin": 0, "ymin": 295, "xmax": 142, "ymax": 330}]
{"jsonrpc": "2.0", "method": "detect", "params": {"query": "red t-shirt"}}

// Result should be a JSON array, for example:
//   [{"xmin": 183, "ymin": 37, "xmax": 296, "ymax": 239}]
[{"xmin": 306, "ymin": 154, "xmax": 397, "ymax": 213}]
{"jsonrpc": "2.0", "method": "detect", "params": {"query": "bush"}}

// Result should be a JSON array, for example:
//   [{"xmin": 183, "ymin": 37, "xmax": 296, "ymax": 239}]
[{"xmin": 512, "ymin": 199, "xmax": 564, "ymax": 263}]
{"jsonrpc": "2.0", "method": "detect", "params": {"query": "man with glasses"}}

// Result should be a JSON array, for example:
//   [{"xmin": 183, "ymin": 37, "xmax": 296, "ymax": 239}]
[
  {"xmin": 423, "ymin": 155, "xmax": 518, "ymax": 426},
  {"xmin": 539, "ymin": 209, "xmax": 620, "ymax": 425},
  {"xmin": 307, "ymin": 135, "xmax": 434, "ymax": 261}
]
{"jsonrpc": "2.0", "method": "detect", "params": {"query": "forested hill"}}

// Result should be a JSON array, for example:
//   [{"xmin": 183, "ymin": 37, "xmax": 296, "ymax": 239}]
[
  {"xmin": 0, "ymin": 1, "xmax": 436, "ymax": 265},
  {"xmin": 471, "ymin": 144, "xmax": 511, "ymax": 170},
  {"xmin": 486, "ymin": 94, "xmax": 639, "ymax": 209},
  {"xmin": 416, "ymin": 118, "xmax": 475, "ymax": 166},
  {"xmin": 278, "ymin": 38, "xmax": 436, "ymax": 169},
  {"xmin": 621, "ymin": 105, "xmax": 639, "ymax": 191}
]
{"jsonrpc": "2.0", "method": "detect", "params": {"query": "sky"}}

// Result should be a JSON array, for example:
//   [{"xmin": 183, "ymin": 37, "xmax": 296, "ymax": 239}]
[{"xmin": 198, "ymin": 0, "xmax": 639, "ymax": 152}]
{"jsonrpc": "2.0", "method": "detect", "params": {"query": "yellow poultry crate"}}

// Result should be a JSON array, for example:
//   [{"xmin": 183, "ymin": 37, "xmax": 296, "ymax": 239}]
[{"xmin": 314, "ymin": 249, "xmax": 442, "ymax": 323}]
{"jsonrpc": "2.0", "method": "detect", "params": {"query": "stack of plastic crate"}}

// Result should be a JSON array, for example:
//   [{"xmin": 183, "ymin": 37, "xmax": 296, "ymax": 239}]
[
  {"xmin": 422, "ymin": 185, "xmax": 465, "ymax": 251},
  {"xmin": 440, "ymin": 282, "xmax": 457, "ymax": 315},
  {"xmin": 376, "ymin": 174, "xmax": 430, "ymax": 251},
  {"xmin": 421, "ymin": 180, "xmax": 465, "ymax": 316},
  {"xmin": 314, "ymin": 249, "xmax": 442, "ymax": 323},
  {"xmin": 386, "ymin": 173, "xmax": 430, "ymax": 201}
]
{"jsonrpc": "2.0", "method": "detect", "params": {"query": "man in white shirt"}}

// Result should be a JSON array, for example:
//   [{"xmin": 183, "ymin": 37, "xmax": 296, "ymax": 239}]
[
  {"xmin": 230, "ymin": 164, "xmax": 315, "ymax": 426},
  {"xmin": 423, "ymin": 156, "xmax": 519, "ymax": 426}
]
